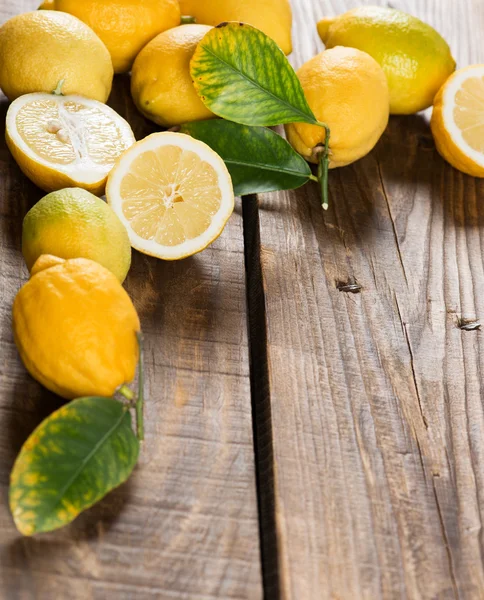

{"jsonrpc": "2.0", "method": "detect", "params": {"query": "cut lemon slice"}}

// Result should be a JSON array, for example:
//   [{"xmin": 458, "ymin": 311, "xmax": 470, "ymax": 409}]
[
  {"xmin": 6, "ymin": 93, "xmax": 135, "ymax": 195},
  {"xmin": 431, "ymin": 65, "xmax": 484, "ymax": 177},
  {"xmin": 106, "ymin": 132, "xmax": 234, "ymax": 260}
]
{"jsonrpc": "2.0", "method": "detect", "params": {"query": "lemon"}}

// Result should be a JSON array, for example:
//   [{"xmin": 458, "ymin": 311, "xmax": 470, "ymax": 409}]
[
  {"xmin": 13, "ymin": 256, "xmax": 140, "ymax": 400},
  {"xmin": 6, "ymin": 92, "xmax": 135, "ymax": 195},
  {"xmin": 431, "ymin": 65, "xmax": 484, "ymax": 177},
  {"xmin": 285, "ymin": 47, "xmax": 389, "ymax": 168},
  {"xmin": 131, "ymin": 25, "xmax": 214, "ymax": 128},
  {"xmin": 54, "ymin": 0, "xmax": 181, "ymax": 74},
  {"xmin": 38, "ymin": 0, "xmax": 55, "ymax": 8},
  {"xmin": 22, "ymin": 188, "xmax": 132, "ymax": 282},
  {"xmin": 317, "ymin": 6, "xmax": 456, "ymax": 115},
  {"xmin": 180, "ymin": 0, "xmax": 293, "ymax": 55},
  {"xmin": 0, "ymin": 11, "xmax": 113, "ymax": 103},
  {"xmin": 106, "ymin": 132, "xmax": 234, "ymax": 260}
]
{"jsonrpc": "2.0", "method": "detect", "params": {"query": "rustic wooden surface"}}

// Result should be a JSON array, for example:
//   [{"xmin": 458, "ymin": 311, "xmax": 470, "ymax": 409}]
[
  {"xmin": 1, "ymin": 0, "xmax": 483, "ymax": 599},
  {"xmin": 0, "ymin": 2, "xmax": 262, "ymax": 599},
  {"xmin": 255, "ymin": 0, "xmax": 484, "ymax": 599}
]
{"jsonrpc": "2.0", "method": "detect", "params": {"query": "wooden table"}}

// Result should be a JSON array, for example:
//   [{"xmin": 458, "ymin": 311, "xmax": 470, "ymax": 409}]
[{"xmin": 1, "ymin": 0, "xmax": 484, "ymax": 598}]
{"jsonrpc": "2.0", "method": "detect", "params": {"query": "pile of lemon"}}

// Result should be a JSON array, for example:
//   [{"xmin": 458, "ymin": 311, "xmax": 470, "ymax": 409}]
[{"xmin": 1, "ymin": 1, "xmax": 483, "ymax": 400}]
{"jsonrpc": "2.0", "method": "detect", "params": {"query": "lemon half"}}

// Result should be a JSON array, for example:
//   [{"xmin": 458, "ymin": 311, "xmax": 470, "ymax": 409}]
[
  {"xmin": 431, "ymin": 65, "xmax": 484, "ymax": 177},
  {"xmin": 106, "ymin": 132, "xmax": 234, "ymax": 260},
  {"xmin": 6, "ymin": 93, "xmax": 135, "ymax": 195}
]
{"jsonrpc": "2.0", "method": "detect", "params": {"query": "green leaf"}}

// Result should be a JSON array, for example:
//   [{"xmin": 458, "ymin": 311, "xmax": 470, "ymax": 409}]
[
  {"xmin": 190, "ymin": 23, "xmax": 318, "ymax": 127},
  {"xmin": 181, "ymin": 120, "xmax": 314, "ymax": 195},
  {"xmin": 10, "ymin": 397, "xmax": 139, "ymax": 536}
]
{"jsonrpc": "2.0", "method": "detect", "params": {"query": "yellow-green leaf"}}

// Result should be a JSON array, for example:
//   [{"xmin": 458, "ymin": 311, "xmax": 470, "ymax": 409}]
[
  {"xmin": 10, "ymin": 397, "xmax": 139, "ymax": 536},
  {"xmin": 190, "ymin": 23, "xmax": 318, "ymax": 126}
]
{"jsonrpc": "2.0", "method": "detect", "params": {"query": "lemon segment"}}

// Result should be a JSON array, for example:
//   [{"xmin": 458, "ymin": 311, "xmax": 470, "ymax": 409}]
[
  {"xmin": 6, "ymin": 93, "xmax": 135, "ymax": 195},
  {"xmin": 107, "ymin": 132, "xmax": 234, "ymax": 260},
  {"xmin": 431, "ymin": 66, "xmax": 484, "ymax": 177}
]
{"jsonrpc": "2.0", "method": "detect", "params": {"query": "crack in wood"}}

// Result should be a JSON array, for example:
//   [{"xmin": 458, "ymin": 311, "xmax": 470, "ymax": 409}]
[
  {"xmin": 457, "ymin": 318, "xmax": 481, "ymax": 331},
  {"xmin": 432, "ymin": 480, "xmax": 460, "ymax": 600},
  {"xmin": 377, "ymin": 159, "xmax": 409, "ymax": 287},
  {"xmin": 394, "ymin": 294, "xmax": 429, "ymax": 430}
]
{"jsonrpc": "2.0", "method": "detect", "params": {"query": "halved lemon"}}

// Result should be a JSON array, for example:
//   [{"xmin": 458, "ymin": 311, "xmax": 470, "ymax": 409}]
[
  {"xmin": 6, "ymin": 93, "xmax": 135, "ymax": 195},
  {"xmin": 431, "ymin": 65, "xmax": 484, "ymax": 177},
  {"xmin": 106, "ymin": 132, "xmax": 234, "ymax": 260}
]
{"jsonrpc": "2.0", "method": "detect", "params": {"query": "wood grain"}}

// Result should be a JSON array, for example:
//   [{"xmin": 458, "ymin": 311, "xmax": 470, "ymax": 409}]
[
  {"xmin": 0, "ymin": 2, "xmax": 262, "ymax": 599},
  {"xmin": 253, "ymin": 0, "xmax": 484, "ymax": 598}
]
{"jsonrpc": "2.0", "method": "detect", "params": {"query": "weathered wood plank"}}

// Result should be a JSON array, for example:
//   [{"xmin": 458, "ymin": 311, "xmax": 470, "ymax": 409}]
[
  {"xmin": 0, "ymin": 2, "xmax": 262, "ymax": 598},
  {"xmin": 255, "ymin": 0, "xmax": 484, "ymax": 598}
]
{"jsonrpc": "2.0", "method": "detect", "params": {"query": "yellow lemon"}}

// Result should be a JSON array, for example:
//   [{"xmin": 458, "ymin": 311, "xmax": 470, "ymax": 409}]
[
  {"xmin": 431, "ymin": 65, "xmax": 484, "ymax": 177},
  {"xmin": 180, "ymin": 0, "xmax": 292, "ymax": 55},
  {"xmin": 285, "ymin": 47, "xmax": 389, "ymax": 168},
  {"xmin": 131, "ymin": 25, "xmax": 214, "ymax": 128},
  {"xmin": 22, "ymin": 189, "xmax": 132, "ymax": 283},
  {"xmin": 13, "ymin": 256, "xmax": 140, "ymax": 400},
  {"xmin": 0, "ymin": 11, "xmax": 113, "ymax": 103},
  {"xmin": 317, "ymin": 6, "xmax": 456, "ymax": 115},
  {"xmin": 38, "ymin": 0, "xmax": 55, "ymax": 8},
  {"xmin": 106, "ymin": 132, "xmax": 234, "ymax": 260},
  {"xmin": 6, "ymin": 93, "xmax": 135, "ymax": 195},
  {"xmin": 54, "ymin": 0, "xmax": 181, "ymax": 74}
]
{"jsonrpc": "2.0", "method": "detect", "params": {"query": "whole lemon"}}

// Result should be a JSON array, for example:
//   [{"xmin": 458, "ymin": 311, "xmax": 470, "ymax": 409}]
[
  {"xmin": 22, "ymin": 189, "xmax": 132, "ymax": 283},
  {"xmin": 54, "ymin": 0, "xmax": 181, "ymax": 74},
  {"xmin": 38, "ymin": 0, "xmax": 55, "ymax": 8},
  {"xmin": 180, "ymin": 0, "xmax": 293, "ymax": 55},
  {"xmin": 13, "ymin": 256, "xmax": 140, "ymax": 400},
  {"xmin": 285, "ymin": 47, "xmax": 389, "ymax": 168},
  {"xmin": 131, "ymin": 25, "xmax": 214, "ymax": 128},
  {"xmin": 0, "ymin": 11, "xmax": 113, "ymax": 103},
  {"xmin": 317, "ymin": 6, "xmax": 456, "ymax": 115}
]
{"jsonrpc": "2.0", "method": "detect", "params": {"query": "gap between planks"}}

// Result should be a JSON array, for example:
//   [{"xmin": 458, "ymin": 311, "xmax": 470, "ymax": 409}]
[{"xmin": 242, "ymin": 195, "xmax": 281, "ymax": 600}]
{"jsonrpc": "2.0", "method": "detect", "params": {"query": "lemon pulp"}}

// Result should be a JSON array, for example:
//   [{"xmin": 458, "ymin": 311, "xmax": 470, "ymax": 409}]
[
  {"xmin": 120, "ymin": 145, "xmax": 222, "ymax": 247},
  {"xmin": 6, "ymin": 93, "xmax": 135, "ymax": 194},
  {"xmin": 454, "ymin": 76, "xmax": 484, "ymax": 152},
  {"xmin": 16, "ymin": 98, "xmax": 131, "ymax": 168}
]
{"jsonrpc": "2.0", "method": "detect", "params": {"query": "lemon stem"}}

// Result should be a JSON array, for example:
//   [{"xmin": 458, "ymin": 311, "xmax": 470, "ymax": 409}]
[
  {"xmin": 119, "ymin": 385, "xmax": 134, "ymax": 402},
  {"xmin": 309, "ymin": 174, "xmax": 319, "ymax": 183},
  {"xmin": 181, "ymin": 15, "xmax": 197, "ymax": 24},
  {"xmin": 52, "ymin": 79, "xmax": 65, "ymax": 96},
  {"xmin": 135, "ymin": 332, "xmax": 145, "ymax": 442},
  {"xmin": 316, "ymin": 122, "xmax": 331, "ymax": 210}
]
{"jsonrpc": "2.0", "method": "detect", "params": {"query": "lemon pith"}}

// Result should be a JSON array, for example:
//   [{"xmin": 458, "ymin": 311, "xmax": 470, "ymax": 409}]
[
  {"xmin": 6, "ymin": 93, "xmax": 135, "ymax": 195},
  {"xmin": 106, "ymin": 132, "xmax": 234, "ymax": 260}
]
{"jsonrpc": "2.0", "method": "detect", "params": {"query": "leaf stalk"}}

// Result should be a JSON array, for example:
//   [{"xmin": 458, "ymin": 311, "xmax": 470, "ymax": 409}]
[
  {"xmin": 316, "ymin": 122, "xmax": 331, "ymax": 210},
  {"xmin": 135, "ymin": 332, "xmax": 145, "ymax": 442}
]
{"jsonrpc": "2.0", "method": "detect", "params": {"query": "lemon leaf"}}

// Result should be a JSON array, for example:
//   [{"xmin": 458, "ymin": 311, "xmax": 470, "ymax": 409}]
[
  {"xmin": 190, "ymin": 23, "xmax": 318, "ymax": 126},
  {"xmin": 181, "ymin": 119, "xmax": 314, "ymax": 195},
  {"xmin": 9, "ymin": 397, "xmax": 139, "ymax": 536}
]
